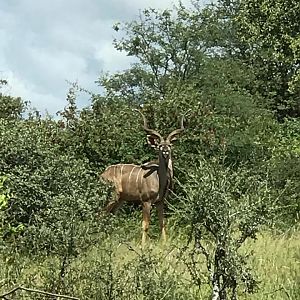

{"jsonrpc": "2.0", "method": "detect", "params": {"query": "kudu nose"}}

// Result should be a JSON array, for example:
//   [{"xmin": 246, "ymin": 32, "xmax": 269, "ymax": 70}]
[{"xmin": 162, "ymin": 150, "xmax": 169, "ymax": 158}]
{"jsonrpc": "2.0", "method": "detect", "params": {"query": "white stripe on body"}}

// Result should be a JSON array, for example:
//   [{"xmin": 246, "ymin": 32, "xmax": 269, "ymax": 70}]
[
  {"xmin": 120, "ymin": 164, "xmax": 125, "ymax": 178},
  {"xmin": 128, "ymin": 166, "xmax": 137, "ymax": 183},
  {"xmin": 136, "ymin": 168, "xmax": 143, "ymax": 201}
]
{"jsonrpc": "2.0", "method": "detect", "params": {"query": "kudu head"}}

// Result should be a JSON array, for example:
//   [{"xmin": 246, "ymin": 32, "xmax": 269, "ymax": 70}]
[
  {"xmin": 134, "ymin": 109, "xmax": 185, "ymax": 160},
  {"xmin": 134, "ymin": 109, "xmax": 187, "ymax": 202}
]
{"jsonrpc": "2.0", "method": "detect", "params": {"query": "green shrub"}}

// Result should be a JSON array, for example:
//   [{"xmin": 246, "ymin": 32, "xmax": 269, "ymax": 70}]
[{"xmin": 176, "ymin": 159, "xmax": 277, "ymax": 298}]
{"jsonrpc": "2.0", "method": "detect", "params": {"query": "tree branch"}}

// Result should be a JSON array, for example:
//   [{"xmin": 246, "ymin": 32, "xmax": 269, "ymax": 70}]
[{"xmin": 0, "ymin": 286, "xmax": 80, "ymax": 300}]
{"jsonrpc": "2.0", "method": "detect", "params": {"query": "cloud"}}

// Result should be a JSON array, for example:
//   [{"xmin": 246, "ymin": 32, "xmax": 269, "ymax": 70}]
[
  {"xmin": 3, "ymin": 70, "xmax": 64, "ymax": 114},
  {"xmin": 0, "ymin": 0, "xmax": 199, "ymax": 115}
]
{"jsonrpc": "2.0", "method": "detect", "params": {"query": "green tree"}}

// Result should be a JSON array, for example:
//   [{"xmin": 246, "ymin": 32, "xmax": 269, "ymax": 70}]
[
  {"xmin": 100, "ymin": 6, "xmax": 210, "ymax": 103},
  {"xmin": 177, "ymin": 161, "xmax": 276, "ymax": 299},
  {"xmin": 0, "ymin": 80, "xmax": 26, "ymax": 120},
  {"xmin": 207, "ymin": 0, "xmax": 300, "ymax": 118}
]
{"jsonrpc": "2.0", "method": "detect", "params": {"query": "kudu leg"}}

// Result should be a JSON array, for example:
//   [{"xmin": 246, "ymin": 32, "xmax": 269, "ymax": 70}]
[
  {"xmin": 105, "ymin": 189, "xmax": 123, "ymax": 214},
  {"xmin": 156, "ymin": 201, "xmax": 166, "ymax": 242},
  {"xmin": 142, "ymin": 202, "xmax": 151, "ymax": 246},
  {"xmin": 105, "ymin": 200, "xmax": 123, "ymax": 214}
]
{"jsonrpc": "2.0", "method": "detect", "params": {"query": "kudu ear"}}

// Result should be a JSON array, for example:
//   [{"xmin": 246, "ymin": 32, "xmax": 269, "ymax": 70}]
[{"xmin": 147, "ymin": 135, "xmax": 160, "ymax": 149}]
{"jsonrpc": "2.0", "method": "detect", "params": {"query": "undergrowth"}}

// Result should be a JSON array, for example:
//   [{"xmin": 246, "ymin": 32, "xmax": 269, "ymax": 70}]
[{"xmin": 1, "ymin": 222, "xmax": 299, "ymax": 300}]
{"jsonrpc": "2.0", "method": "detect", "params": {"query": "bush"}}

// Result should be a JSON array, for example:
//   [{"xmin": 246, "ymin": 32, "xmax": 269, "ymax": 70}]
[
  {"xmin": 176, "ymin": 159, "xmax": 277, "ymax": 298},
  {"xmin": 0, "ymin": 118, "xmax": 111, "ymax": 254}
]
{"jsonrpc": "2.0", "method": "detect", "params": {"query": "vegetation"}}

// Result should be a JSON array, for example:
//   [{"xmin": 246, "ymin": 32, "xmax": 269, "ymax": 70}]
[{"xmin": 0, "ymin": 0, "xmax": 299, "ymax": 299}]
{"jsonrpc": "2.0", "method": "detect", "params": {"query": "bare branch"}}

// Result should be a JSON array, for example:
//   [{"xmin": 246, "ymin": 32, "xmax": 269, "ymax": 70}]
[{"xmin": 0, "ymin": 286, "xmax": 80, "ymax": 300}]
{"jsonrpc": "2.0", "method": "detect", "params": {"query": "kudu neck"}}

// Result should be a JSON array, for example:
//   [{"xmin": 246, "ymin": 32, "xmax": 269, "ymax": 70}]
[
  {"xmin": 158, "ymin": 151, "xmax": 173, "ymax": 175},
  {"xmin": 157, "ymin": 150, "xmax": 172, "ymax": 202}
]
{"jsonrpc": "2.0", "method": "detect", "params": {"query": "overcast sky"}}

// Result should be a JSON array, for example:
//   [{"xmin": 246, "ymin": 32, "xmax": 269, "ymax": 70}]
[{"xmin": 0, "ymin": 0, "xmax": 207, "ymax": 116}]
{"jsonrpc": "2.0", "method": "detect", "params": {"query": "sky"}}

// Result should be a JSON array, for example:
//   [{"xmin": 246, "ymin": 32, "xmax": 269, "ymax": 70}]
[{"xmin": 0, "ymin": 0, "xmax": 206, "ymax": 116}]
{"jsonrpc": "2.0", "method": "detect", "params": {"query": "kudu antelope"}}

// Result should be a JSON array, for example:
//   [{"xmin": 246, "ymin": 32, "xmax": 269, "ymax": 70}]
[{"xmin": 101, "ymin": 109, "xmax": 186, "ymax": 245}]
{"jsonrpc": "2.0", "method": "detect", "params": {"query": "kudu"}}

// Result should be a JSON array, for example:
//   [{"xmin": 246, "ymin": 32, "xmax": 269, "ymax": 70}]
[{"xmin": 101, "ymin": 109, "xmax": 185, "ymax": 245}]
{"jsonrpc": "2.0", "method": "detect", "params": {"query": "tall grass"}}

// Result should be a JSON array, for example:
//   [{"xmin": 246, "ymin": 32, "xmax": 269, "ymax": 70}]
[
  {"xmin": 1, "ymin": 224, "xmax": 299, "ymax": 299},
  {"xmin": 242, "ymin": 230, "xmax": 300, "ymax": 299}
]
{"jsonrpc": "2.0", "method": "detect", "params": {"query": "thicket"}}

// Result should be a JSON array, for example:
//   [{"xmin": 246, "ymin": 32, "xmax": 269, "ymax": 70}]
[{"xmin": 0, "ymin": 1, "xmax": 299, "ymax": 299}]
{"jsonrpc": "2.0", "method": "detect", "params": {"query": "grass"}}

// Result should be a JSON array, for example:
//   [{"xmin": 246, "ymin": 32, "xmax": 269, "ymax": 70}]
[
  {"xmin": 1, "ymin": 224, "xmax": 299, "ymax": 299},
  {"xmin": 243, "ymin": 231, "xmax": 300, "ymax": 299}
]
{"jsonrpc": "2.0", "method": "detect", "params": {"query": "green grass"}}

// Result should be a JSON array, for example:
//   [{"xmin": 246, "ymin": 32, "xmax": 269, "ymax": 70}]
[
  {"xmin": 1, "ymin": 227, "xmax": 299, "ymax": 299},
  {"xmin": 243, "ymin": 231, "xmax": 300, "ymax": 299}
]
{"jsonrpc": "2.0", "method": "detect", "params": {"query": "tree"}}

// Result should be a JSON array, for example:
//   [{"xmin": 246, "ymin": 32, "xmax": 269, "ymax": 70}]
[
  {"xmin": 99, "ymin": 6, "xmax": 210, "ymax": 103},
  {"xmin": 0, "ymin": 80, "xmax": 26, "ymax": 120},
  {"xmin": 208, "ymin": 0, "xmax": 300, "ymax": 118},
  {"xmin": 178, "ymin": 161, "xmax": 275, "ymax": 299}
]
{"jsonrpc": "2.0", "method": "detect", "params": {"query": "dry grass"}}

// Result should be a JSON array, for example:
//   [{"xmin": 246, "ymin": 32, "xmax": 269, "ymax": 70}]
[
  {"xmin": 242, "ymin": 231, "xmax": 300, "ymax": 299},
  {"xmin": 1, "ymin": 229, "xmax": 299, "ymax": 299}
]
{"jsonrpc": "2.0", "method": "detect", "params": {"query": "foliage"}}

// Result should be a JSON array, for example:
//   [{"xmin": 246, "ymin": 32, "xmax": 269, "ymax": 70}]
[
  {"xmin": 1, "ymin": 232, "xmax": 300, "ymax": 299},
  {"xmin": 207, "ymin": 0, "xmax": 300, "ymax": 118},
  {"xmin": 175, "ymin": 160, "xmax": 276, "ymax": 298},
  {"xmin": 0, "ymin": 80, "xmax": 26, "ymax": 120},
  {"xmin": 264, "ymin": 118, "xmax": 300, "ymax": 226},
  {"xmin": 108, "ymin": 7, "xmax": 207, "ymax": 100},
  {"xmin": 0, "ymin": 116, "xmax": 112, "ymax": 256},
  {"xmin": 0, "ymin": 1, "xmax": 299, "ymax": 299},
  {"xmin": 0, "ymin": 176, "xmax": 9, "ymax": 210}
]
